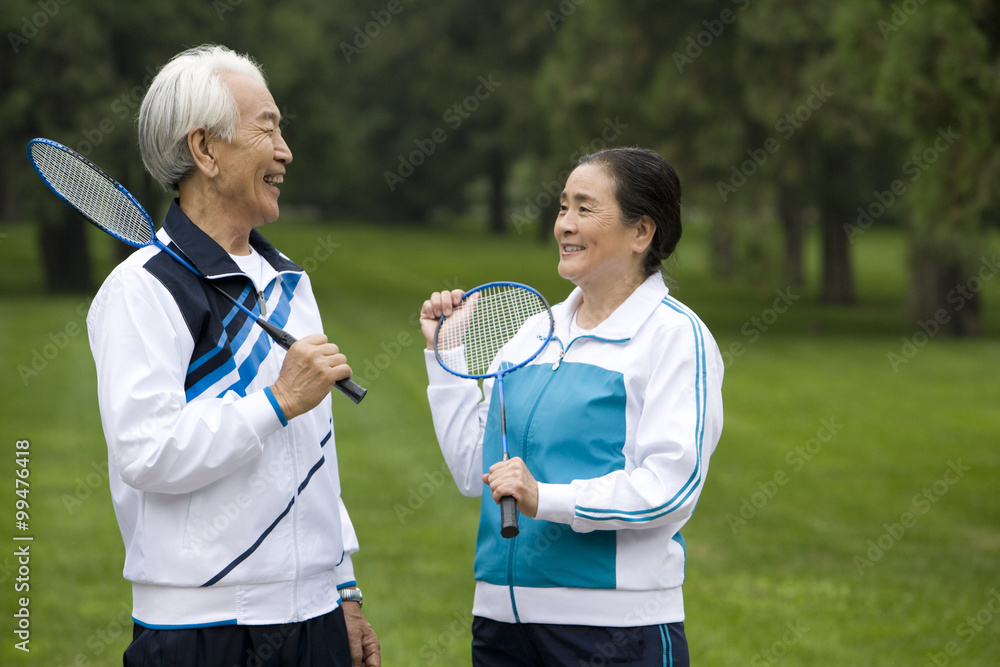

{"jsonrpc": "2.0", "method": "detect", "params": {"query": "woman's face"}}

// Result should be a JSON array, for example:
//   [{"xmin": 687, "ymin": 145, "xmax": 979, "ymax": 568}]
[{"xmin": 554, "ymin": 163, "xmax": 647, "ymax": 290}]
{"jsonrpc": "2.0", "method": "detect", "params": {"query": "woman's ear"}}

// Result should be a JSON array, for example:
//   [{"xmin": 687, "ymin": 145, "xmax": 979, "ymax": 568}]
[
  {"xmin": 631, "ymin": 215, "xmax": 656, "ymax": 255},
  {"xmin": 187, "ymin": 127, "xmax": 219, "ymax": 179}
]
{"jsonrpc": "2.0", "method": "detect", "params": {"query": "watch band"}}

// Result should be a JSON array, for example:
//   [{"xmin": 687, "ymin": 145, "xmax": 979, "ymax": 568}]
[{"xmin": 340, "ymin": 587, "xmax": 363, "ymax": 607}]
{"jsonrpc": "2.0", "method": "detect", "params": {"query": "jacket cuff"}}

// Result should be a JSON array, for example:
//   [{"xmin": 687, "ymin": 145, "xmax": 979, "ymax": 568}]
[
  {"xmin": 534, "ymin": 482, "xmax": 577, "ymax": 525},
  {"xmin": 238, "ymin": 389, "xmax": 287, "ymax": 440},
  {"xmin": 336, "ymin": 555, "xmax": 356, "ymax": 589},
  {"xmin": 425, "ymin": 348, "xmax": 469, "ymax": 384}
]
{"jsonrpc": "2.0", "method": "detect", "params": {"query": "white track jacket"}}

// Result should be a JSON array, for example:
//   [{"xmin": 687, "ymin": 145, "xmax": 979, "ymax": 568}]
[
  {"xmin": 426, "ymin": 273, "xmax": 724, "ymax": 626},
  {"xmin": 87, "ymin": 202, "xmax": 358, "ymax": 628}
]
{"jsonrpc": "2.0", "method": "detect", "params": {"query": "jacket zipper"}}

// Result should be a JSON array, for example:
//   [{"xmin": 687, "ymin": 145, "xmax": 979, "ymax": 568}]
[
  {"xmin": 505, "ymin": 333, "xmax": 630, "ymax": 620},
  {"xmin": 506, "ymin": 341, "xmax": 564, "ymax": 622}
]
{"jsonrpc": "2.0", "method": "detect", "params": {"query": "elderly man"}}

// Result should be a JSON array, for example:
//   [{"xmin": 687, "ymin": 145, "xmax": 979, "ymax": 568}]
[{"xmin": 87, "ymin": 45, "xmax": 380, "ymax": 666}]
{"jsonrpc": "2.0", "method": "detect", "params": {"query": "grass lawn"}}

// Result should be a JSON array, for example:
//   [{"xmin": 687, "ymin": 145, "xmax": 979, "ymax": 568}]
[{"xmin": 0, "ymin": 216, "xmax": 997, "ymax": 666}]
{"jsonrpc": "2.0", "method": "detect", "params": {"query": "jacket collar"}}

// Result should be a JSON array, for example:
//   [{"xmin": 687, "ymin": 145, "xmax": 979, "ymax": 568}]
[
  {"xmin": 554, "ymin": 272, "xmax": 669, "ymax": 341},
  {"xmin": 161, "ymin": 199, "xmax": 301, "ymax": 280}
]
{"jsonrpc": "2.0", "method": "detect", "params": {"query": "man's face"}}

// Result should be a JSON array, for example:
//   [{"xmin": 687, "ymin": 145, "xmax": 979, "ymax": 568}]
[{"xmin": 212, "ymin": 72, "xmax": 292, "ymax": 228}]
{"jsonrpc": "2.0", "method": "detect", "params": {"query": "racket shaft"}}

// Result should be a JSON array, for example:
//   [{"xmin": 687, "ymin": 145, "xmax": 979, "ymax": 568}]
[
  {"xmin": 255, "ymin": 319, "xmax": 367, "ymax": 405},
  {"xmin": 497, "ymin": 378, "xmax": 519, "ymax": 538}
]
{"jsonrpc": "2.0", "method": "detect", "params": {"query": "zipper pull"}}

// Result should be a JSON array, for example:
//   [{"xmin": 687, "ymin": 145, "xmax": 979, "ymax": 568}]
[
  {"xmin": 258, "ymin": 291, "xmax": 267, "ymax": 316},
  {"xmin": 552, "ymin": 349, "xmax": 565, "ymax": 370}
]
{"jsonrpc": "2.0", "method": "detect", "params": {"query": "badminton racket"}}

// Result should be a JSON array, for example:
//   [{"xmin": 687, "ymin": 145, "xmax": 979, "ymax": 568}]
[
  {"xmin": 433, "ymin": 282, "xmax": 554, "ymax": 538},
  {"xmin": 26, "ymin": 137, "xmax": 366, "ymax": 405}
]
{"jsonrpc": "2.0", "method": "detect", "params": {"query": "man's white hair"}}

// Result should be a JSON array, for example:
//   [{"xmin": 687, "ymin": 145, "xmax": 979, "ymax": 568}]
[{"xmin": 138, "ymin": 44, "xmax": 267, "ymax": 191}]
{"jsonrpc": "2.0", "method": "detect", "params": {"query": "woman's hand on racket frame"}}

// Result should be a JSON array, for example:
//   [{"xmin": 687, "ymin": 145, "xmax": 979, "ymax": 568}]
[
  {"xmin": 419, "ymin": 289, "xmax": 466, "ymax": 349},
  {"xmin": 484, "ymin": 456, "xmax": 540, "ymax": 519},
  {"xmin": 269, "ymin": 334, "xmax": 354, "ymax": 420}
]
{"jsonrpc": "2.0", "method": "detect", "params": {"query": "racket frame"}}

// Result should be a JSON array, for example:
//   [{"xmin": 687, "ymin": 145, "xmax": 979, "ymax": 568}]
[{"xmin": 26, "ymin": 137, "xmax": 366, "ymax": 404}]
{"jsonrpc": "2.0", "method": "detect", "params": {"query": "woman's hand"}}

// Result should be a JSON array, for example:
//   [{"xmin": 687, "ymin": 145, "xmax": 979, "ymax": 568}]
[
  {"xmin": 419, "ymin": 290, "xmax": 465, "ymax": 350},
  {"xmin": 483, "ymin": 457, "xmax": 539, "ymax": 518}
]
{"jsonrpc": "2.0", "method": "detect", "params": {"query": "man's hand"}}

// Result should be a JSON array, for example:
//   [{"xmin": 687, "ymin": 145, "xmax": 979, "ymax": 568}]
[
  {"xmin": 342, "ymin": 600, "xmax": 380, "ymax": 667},
  {"xmin": 270, "ymin": 334, "xmax": 352, "ymax": 420}
]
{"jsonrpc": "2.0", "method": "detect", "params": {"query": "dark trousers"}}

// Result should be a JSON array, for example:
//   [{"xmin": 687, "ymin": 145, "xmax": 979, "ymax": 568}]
[
  {"xmin": 123, "ymin": 607, "xmax": 351, "ymax": 667},
  {"xmin": 472, "ymin": 616, "xmax": 690, "ymax": 667},
  {"xmin": 472, "ymin": 616, "xmax": 689, "ymax": 666}
]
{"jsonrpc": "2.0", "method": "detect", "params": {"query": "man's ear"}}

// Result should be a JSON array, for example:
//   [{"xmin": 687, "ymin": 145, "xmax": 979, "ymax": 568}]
[
  {"xmin": 631, "ymin": 215, "xmax": 656, "ymax": 255},
  {"xmin": 187, "ymin": 127, "xmax": 219, "ymax": 179}
]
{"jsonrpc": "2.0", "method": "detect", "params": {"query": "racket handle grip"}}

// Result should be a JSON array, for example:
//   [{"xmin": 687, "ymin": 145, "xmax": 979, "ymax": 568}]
[
  {"xmin": 500, "ymin": 496, "xmax": 519, "ymax": 539},
  {"xmin": 335, "ymin": 378, "xmax": 367, "ymax": 405},
  {"xmin": 256, "ymin": 320, "xmax": 368, "ymax": 405}
]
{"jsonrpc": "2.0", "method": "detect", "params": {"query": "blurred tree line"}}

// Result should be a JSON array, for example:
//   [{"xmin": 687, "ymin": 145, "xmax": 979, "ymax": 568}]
[{"xmin": 1, "ymin": 0, "xmax": 997, "ymax": 334}]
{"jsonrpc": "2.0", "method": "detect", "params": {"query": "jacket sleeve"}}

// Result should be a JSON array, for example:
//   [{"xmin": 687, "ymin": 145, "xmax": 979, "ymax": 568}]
[
  {"xmin": 424, "ymin": 349, "xmax": 489, "ymax": 497},
  {"xmin": 535, "ymin": 320, "xmax": 724, "ymax": 532},
  {"xmin": 87, "ymin": 264, "xmax": 287, "ymax": 495}
]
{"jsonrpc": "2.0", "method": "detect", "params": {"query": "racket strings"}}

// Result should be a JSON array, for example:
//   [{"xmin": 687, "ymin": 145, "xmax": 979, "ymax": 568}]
[
  {"xmin": 443, "ymin": 286, "xmax": 548, "ymax": 376},
  {"xmin": 30, "ymin": 143, "xmax": 153, "ymax": 246}
]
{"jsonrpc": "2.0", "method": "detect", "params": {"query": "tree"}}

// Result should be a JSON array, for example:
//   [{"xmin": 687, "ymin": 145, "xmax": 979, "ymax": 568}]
[{"xmin": 833, "ymin": 0, "xmax": 1000, "ymax": 334}]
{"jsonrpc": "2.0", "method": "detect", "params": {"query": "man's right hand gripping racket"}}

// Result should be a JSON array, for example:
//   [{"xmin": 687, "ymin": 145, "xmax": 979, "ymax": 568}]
[{"xmin": 433, "ymin": 282, "xmax": 554, "ymax": 538}]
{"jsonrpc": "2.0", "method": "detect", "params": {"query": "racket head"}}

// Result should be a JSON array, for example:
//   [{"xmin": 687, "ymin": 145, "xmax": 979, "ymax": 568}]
[
  {"xmin": 26, "ymin": 138, "xmax": 155, "ymax": 248},
  {"xmin": 434, "ymin": 282, "xmax": 554, "ymax": 379}
]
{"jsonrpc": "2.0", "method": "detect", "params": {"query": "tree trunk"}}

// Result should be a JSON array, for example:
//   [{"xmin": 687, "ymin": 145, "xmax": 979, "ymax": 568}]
[
  {"xmin": 907, "ymin": 246, "xmax": 982, "ymax": 337},
  {"xmin": 39, "ymin": 208, "xmax": 92, "ymax": 294},
  {"xmin": 818, "ymin": 209, "xmax": 855, "ymax": 304},
  {"xmin": 777, "ymin": 187, "xmax": 805, "ymax": 289},
  {"xmin": 488, "ymin": 149, "xmax": 506, "ymax": 234},
  {"xmin": 815, "ymin": 150, "xmax": 856, "ymax": 304}
]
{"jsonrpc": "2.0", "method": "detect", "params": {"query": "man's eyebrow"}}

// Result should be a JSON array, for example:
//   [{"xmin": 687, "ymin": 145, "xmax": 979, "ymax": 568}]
[{"xmin": 258, "ymin": 109, "xmax": 281, "ymax": 125}]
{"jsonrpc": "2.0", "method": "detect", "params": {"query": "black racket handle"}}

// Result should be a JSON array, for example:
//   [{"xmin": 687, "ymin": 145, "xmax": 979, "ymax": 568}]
[
  {"xmin": 257, "ymin": 319, "xmax": 368, "ymax": 405},
  {"xmin": 500, "ymin": 496, "xmax": 519, "ymax": 538}
]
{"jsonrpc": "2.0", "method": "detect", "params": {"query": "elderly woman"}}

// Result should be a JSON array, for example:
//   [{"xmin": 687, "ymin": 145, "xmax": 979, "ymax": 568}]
[
  {"xmin": 419, "ymin": 147, "xmax": 724, "ymax": 666},
  {"xmin": 87, "ymin": 45, "xmax": 379, "ymax": 666}
]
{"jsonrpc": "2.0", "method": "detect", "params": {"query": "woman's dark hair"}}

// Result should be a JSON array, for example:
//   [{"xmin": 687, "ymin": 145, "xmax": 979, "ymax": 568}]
[{"xmin": 577, "ymin": 147, "xmax": 682, "ymax": 277}]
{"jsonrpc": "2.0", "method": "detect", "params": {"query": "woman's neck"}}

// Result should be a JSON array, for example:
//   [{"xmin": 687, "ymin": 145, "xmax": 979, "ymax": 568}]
[{"xmin": 575, "ymin": 272, "xmax": 645, "ymax": 329}]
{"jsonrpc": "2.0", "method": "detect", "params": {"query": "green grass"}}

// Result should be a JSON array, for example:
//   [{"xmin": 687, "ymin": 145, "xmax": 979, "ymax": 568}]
[{"xmin": 0, "ymin": 218, "xmax": 998, "ymax": 666}]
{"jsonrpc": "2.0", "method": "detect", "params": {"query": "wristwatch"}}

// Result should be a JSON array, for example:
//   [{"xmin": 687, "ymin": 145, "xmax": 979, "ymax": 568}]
[{"xmin": 340, "ymin": 587, "xmax": 363, "ymax": 607}]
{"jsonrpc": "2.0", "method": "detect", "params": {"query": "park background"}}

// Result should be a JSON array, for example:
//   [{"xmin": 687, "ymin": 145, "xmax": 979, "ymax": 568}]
[{"xmin": 1, "ymin": 1, "xmax": 998, "ymax": 665}]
